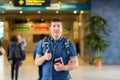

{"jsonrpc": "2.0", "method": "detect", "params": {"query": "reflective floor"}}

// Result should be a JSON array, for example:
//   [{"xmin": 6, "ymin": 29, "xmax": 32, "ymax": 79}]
[{"xmin": 0, "ymin": 54, "xmax": 120, "ymax": 80}]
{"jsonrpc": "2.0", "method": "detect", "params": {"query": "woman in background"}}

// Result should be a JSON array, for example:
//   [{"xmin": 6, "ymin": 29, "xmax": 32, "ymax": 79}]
[
  {"xmin": 17, "ymin": 34, "xmax": 27, "ymax": 60},
  {"xmin": 8, "ymin": 35, "xmax": 23, "ymax": 80}
]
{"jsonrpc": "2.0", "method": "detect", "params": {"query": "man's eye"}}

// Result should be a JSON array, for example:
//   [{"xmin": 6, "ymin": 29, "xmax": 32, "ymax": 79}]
[
  {"xmin": 57, "ymin": 25, "xmax": 60, "ymax": 27},
  {"xmin": 53, "ymin": 25, "xmax": 56, "ymax": 27}
]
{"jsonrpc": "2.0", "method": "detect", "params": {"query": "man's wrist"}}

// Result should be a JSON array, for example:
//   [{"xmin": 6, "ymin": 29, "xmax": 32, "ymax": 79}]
[{"xmin": 42, "ymin": 55, "xmax": 46, "ymax": 61}]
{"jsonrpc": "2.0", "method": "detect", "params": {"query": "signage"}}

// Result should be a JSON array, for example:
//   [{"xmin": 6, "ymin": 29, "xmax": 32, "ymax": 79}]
[
  {"xmin": 12, "ymin": 24, "xmax": 30, "ymax": 31},
  {"xmin": 13, "ymin": 0, "xmax": 50, "ymax": 7},
  {"xmin": 0, "ymin": 3, "xmax": 90, "ymax": 11},
  {"xmin": 31, "ymin": 23, "xmax": 49, "ymax": 31},
  {"xmin": 63, "ymin": 26, "xmax": 71, "ymax": 31}
]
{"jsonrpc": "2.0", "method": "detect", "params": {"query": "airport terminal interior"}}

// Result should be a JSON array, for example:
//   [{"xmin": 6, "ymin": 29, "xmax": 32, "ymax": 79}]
[
  {"xmin": 1, "ymin": 0, "xmax": 120, "ymax": 80},
  {"xmin": 0, "ymin": 0, "xmax": 91, "ymax": 63}
]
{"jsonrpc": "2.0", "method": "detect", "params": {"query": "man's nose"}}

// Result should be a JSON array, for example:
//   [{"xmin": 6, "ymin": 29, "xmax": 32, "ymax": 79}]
[{"xmin": 54, "ymin": 26, "xmax": 59, "ymax": 29}]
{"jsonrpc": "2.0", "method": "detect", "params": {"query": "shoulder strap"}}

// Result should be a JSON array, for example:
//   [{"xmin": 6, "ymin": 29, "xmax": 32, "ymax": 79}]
[
  {"xmin": 64, "ymin": 38, "xmax": 70, "ymax": 56},
  {"xmin": 42, "ymin": 37, "xmax": 70, "ymax": 56},
  {"xmin": 42, "ymin": 38, "xmax": 49, "ymax": 54},
  {"xmin": 42, "ymin": 38, "xmax": 49, "ymax": 49}
]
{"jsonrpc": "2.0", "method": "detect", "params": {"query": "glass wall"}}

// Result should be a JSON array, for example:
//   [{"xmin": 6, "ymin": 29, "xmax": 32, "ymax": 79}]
[{"xmin": 0, "ymin": 22, "xmax": 4, "ymax": 39}]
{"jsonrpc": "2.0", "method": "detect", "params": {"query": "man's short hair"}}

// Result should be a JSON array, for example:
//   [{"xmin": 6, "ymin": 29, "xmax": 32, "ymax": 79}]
[
  {"xmin": 50, "ymin": 18, "xmax": 61, "ymax": 23},
  {"xmin": 50, "ymin": 18, "xmax": 62, "ymax": 27}
]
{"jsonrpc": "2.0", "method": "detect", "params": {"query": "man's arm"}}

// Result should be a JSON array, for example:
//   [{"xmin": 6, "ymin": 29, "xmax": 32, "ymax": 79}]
[
  {"xmin": 63, "ymin": 57, "xmax": 78, "ymax": 71},
  {"xmin": 54, "ymin": 57, "xmax": 79, "ymax": 71},
  {"xmin": 35, "ymin": 49, "xmax": 52, "ymax": 66},
  {"xmin": 35, "ymin": 54, "xmax": 46, "ymax": 66},
  {"xmin": 22, "ymin": 38, "xmax": 27, "ymax": 48}
]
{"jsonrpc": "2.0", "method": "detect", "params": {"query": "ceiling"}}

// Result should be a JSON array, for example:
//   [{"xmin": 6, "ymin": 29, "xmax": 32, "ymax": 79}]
[
  {"xmin": 1, "ymin": 10, "xmax": 81, "ymax": 21},
  {"xmin": 0, "ymin": 0, "xmax": 90, "ymax": 4},
  {"xmin": 0, "ymin": 0, "xmax": 90, "ymax": 21}
]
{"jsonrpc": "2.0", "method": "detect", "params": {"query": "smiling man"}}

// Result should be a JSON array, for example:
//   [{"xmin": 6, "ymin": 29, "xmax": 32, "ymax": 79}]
[{"xmin": 35, "ymin": 18, "xmax": 78, "ymax": 80}]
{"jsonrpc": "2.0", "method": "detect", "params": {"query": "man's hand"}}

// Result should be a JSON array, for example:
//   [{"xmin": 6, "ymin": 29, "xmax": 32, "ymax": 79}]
[
  {"xmin": 54, "ymin": 57, "xmax": 79, "ymax": 71},
  {"xmin": 54, "ymin": 63, "xmax": 64, "ymax": 71},
  {"xmin": 43, "ymin": 49, "xmax": 52, "ymax": 60},
  {"xmin": 35, "ymin": 49, "xmax": 52, "ymax": 66}
]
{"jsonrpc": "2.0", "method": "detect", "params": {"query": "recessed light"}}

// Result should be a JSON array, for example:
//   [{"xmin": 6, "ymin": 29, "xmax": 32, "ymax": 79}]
[
  {"xmin": 80, "ymin": 11, "xmax": 84, "ymax": 14},
  {"xmin": 19, "ymin": 11, "xmax": 23, "ymax": 14},
  {"xmin": 9, "ymin": 0, "xmax": 13, "ymax": 4},
  {"xmin": 56, "ymin": 11, "xmax": 59, "ymax": 14},
  {"xmin": 2, "ymin": 11, "xmax": 5, "ymax": 14},
  {"xmin": 37, "ymin": 11, "xmax": 41, "ymax": 14},
  {"xmin": 73, "ymin": 11, "xmax": 77, "ymax": 14}
]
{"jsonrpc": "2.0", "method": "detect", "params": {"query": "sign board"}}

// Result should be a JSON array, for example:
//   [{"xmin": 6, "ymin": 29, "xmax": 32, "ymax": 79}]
[
  {"xmin": 0, "ymin": 3, "xmax": 90, "ymax": 11},
  {"xmin": 13, "ymin": 0, "xmax": 50, "ymax": 7}
]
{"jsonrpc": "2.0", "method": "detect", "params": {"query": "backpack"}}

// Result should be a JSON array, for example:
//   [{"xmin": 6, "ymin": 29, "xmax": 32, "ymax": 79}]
[
  {"xmin": 42, "ymin": 37, "xmax": 70, "ymax": 56},
  {"xmin": 9, "ymin": 43, "xmax": 22, "ymax": 60}
]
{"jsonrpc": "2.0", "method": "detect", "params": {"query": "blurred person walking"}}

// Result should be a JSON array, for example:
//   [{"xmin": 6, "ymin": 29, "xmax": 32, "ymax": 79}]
[
  {"xmin": 17, "ymin": 34, "xmax": 27, "ymax": 60},
  {"xmin": 7, "ymin": 35, "xmax": 24, "ymax": 80}
]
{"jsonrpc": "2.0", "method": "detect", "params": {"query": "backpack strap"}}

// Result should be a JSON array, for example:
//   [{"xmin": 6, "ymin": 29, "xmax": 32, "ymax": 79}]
[
  {"xmin": 43, "ymin": 39, "xmax": 49, "ymax": 49},
  {"xmin": 42, "ymin": 38, "xmax": 49, "ymax": 53},
  {"xmin": 42, "ymin": 37, "xmax": 70, "ymax": 56},
  {"xmin": 64, "ymin": 38, "xmax": 70, "ymax": 56},
  {"xmin": 64, "ymin": 38, "xmax": 72, "ymax": 79}
]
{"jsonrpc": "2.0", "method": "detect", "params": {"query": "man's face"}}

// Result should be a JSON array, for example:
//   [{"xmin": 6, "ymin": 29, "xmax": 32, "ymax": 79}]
[{"xmin": 50, "ymin": 22, "xmax": 62, "ymax": 38}]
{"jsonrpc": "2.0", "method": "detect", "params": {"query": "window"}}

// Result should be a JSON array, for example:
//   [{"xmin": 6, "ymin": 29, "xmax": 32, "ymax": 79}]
[{"xmin": 0, "ymin": 22, "xmax": 4, "ymax": 39}]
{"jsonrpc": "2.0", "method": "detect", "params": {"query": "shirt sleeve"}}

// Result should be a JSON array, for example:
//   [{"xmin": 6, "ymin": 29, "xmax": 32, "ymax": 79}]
[
  {"xmin": 22, "ymin": 38, "xmax": 27, "ymax": 49},
  {"xmin": 69, "ymin": 41, "xmax": 77, "ymax": 58}
]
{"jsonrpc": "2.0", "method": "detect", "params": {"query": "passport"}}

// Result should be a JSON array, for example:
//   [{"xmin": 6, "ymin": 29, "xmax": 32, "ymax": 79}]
[{"xmin": 54, "ymin": 57, "xmax": 64, "ymax": 65}]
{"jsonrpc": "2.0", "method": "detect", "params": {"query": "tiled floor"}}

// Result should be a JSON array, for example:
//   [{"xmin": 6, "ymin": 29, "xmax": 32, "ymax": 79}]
[{"xmin": 0, "ymin": 54, "xmax": 120, "ymax": 80}]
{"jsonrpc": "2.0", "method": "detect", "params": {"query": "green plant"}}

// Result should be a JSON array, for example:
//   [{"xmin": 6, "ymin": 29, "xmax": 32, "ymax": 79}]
[
  {"xmin": 84, "ymin": 15, "xmax": 110, "ymax": 63},
  {"xmin": 91, "ymin": 56, "xmax": 104, "ymax": 63}
]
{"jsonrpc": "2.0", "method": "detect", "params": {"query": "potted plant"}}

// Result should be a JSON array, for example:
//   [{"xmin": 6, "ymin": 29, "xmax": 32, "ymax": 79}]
[
  {"xmin": 91, "ymin": 56, "xmax": 104, "ymax": 67},
  {"xmin": 84, "ymin": 15, "xmax": 110, "ymax": 67}
]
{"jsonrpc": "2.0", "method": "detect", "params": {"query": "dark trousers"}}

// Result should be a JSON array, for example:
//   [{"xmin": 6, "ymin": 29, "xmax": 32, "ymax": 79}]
[
  {"xmin": 21, "ymin": 50, "xmax": 26, "ymax": 60},
  {"xmin": 11, "ymin": 59, "xmax": 21, "ymax": 80},
  {"xmin": 38, "ymin": 66, "xmax": 42, "ymax": 80}
]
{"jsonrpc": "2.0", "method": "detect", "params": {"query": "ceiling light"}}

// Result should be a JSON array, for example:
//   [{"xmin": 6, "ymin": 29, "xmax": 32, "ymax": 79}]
[
  {"xmin": 73, "ymin": 11, "xmax": 77, "ymax": 14},
  {"xmin": 9, "ymin": 0, "xmax": 13, "ymax": 4},
  {"xmin": 1, "ymin": 11, "xmax": 5, "ymax": 14},
  {"xmin": 37, "ymin": 11, "xmax": 41, "ymax": 14},
  {"xmin": 56, "ymin": 11, "xmax": 59, "ymax": 14},
  {"xmin": 19, "ymin": 11, "xmax": 23, "ymax": 14},
  {"xmin": 78, "ymin": 22, "xmax": 81, "ymax": 26},
  {"xmin": 80, "ymin": 11, "xmax": 84, "ymax": 14}
]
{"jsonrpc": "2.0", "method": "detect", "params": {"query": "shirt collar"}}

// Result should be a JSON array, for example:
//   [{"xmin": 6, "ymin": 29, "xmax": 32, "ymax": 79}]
[{"xmin": 50, "ymin": 36, "xmax": 63, "ymax": 42}]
